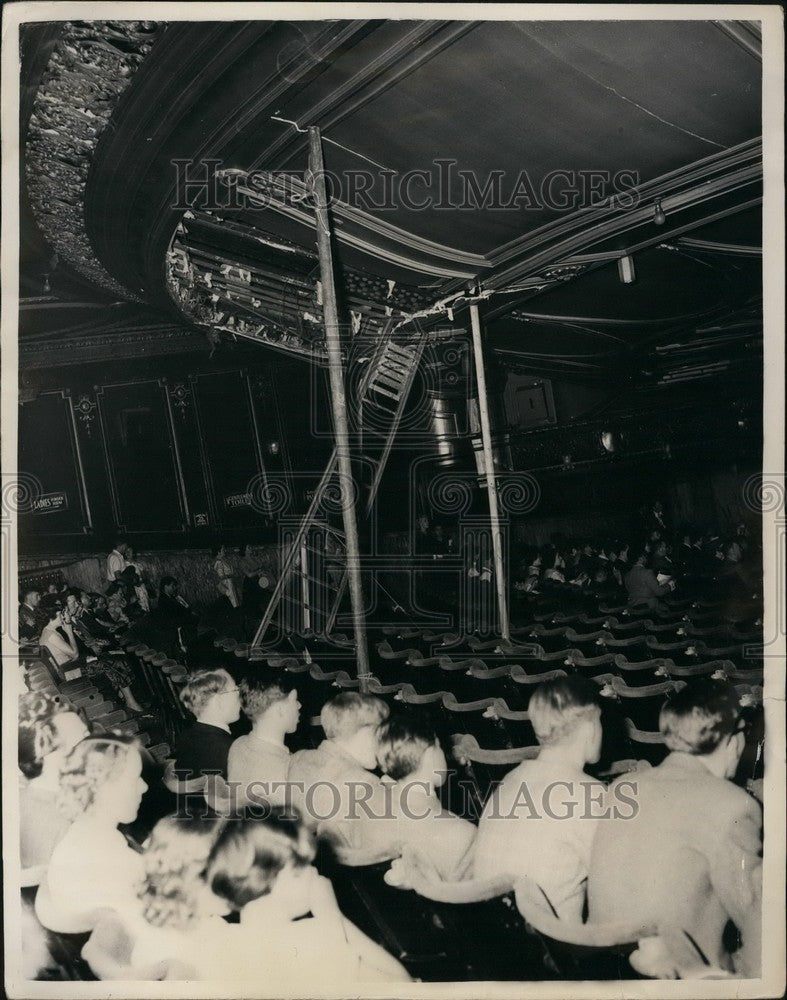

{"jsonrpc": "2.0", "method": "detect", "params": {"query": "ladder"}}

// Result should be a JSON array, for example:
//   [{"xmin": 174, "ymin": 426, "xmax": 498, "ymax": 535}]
[{"xmin": 252, "ymin": 326, "xmax": 428, "ymax": 646}]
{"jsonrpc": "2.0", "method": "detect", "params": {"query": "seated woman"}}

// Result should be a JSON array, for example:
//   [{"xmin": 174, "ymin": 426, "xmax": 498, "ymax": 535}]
[
  {"xmin": 35, "ymin": 736, "xmax": 148, "ymax": 933},
  {"xmin": 18, "ymin": 692, "xmax": 90, "ymax": 885},
  {"xmin": 83, "ymin": 815, "xmax": 229, "ymax": 980},
  {"xmin": 205, "ymin": 810, "xmax": 411, "ymax": 985},
  {"xmin": 104, "ymin": 583, "xmax": 131, "ymax": 628},
  {"xmin": 124, "ymin": 547, "xmax": 151, "ymax": 613},
  {"xmin": 39, "ymin": 605, "xmax": 145, "ymax": 712}
]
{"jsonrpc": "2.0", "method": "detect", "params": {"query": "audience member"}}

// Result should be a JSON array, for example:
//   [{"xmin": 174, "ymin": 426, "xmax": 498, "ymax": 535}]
[
  {"xmin": 124, "ymin": 547, "xmax": 151, "ymax": 612},
  {"xmin": 228, "ymin": 678, "xmax": 300, "ymax": 807},
  {"xmin": 588, "ymin": 680, "xmax": 762, "ymax": 977},
  {"xmin": 82, "ymin": 815, "xmax": 229, "ymax": 980},
  {"xmin": 238, "ymin": 543, "xmax": 272, "ymax": 610},
  {"xmin": 173, "ymin": 669, "xmax": 241, "ymax": 781},
  {"xmin": 213, "ymin": 544, "xmax": 239, "ymax": 609},
  {"xmin": 19, "ymin": 588, "xmax": 45, "ymax": 642},
  {"xmin": 288, "ymin": 693, "xmax": 389, "ymax": 841},
  {"xmin": 18, "ymin": 692, "xmax": 89, "ymax": 884},
  {"xmin": 624, "ymin": 551, "xmax": 675, "ymax": 610},
  {"xmin": 39, "ymin": 604, "xmax": 144, "ymax": 711},
  {"xmin": 35, "ymin": 736, "xmax": 148, "ymax": 933},
  {"xmin": 104, "ymin": 582, "xmax": 131, "ymax": 627},
  {"xmin": 106, "ymin": 540, "xmax": 130, "ymax": 583},
  {"xmin": 474, "ymin": 676, "xmax": 605, "ymax": 921},
  {"xmin": 358, "ymin": 716, "xmax": 476, "ymax": 882},
  {"xmin": 206, "ymin": 811, "xmax": 411, "ymax": 985}
]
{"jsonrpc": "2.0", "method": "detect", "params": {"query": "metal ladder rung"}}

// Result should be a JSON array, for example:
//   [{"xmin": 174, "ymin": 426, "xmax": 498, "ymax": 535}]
[
  {"xmin": 368, "ymin": 383, "xmax": 402, "ymax": 402},
  {"xmin": 295, "ymin": 572, "xmax": 343, "ymax": 591},
  {"xmin": 376, "ymin": 357, "xmax": 411, "ymax": 378}
]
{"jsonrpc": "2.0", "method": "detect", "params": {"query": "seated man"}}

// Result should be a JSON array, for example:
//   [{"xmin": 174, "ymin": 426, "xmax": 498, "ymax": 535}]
[
  {"xmin": 227, "ymin": 677, "xmax": 300, "ymax": 807},
  {"xmin": 18, "ymin": 588, "xmax": 45, "ymax": 642},
  {"xmin": 358, "ymin": 715, "xmax": 476, "ymax": 882},
  {"xmin": 588, "ymin": 680, "xmax": 762, "ymax": 978},
  {"xmin": 288, "ymin": 693, "xmax": 389, "ymax": 840},
  {"xmin": 174, "ymin": 669, "xmax": 241, "ymax": 780},
  {"xmin": 474, "ymin": 675, "xmax": 605, "ymax": 921},
  {"xmin": 624, "ymin": 551, "xmax": 675, "ymax": 609}
]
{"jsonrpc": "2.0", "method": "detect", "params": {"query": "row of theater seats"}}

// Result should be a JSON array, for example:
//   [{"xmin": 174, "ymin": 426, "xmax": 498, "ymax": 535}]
[
  {"xmin": 181, "ymin": 638, "xmax": 676, "ymax": 979},
  {"xmin": 204, "ymin": 587, "xmax": 763, "ymax": 796},
  {"xmin": 21, "ymin": 647, "xmax": 171, "ymax": 760}
]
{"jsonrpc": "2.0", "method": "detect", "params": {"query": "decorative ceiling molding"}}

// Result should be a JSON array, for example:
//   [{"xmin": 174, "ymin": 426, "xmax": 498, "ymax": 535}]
[
  {"xmin": 19, "ymin": 324, "xmax": 205, "ymax": 368},
  {"xmin": 25, "ymin": 20, "xmax": 164, "ymax": 299}
]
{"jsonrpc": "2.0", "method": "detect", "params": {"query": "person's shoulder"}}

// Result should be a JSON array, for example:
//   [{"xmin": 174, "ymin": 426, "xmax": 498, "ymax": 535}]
[{"xmin": 288, "ymin": 746, "xmax": 319, "ymax": 771}]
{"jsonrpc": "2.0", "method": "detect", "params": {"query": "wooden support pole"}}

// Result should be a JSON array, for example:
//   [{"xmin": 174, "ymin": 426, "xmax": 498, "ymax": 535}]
[
  {"xmin": 469, "ymin": 300, "xmax": 510, "ymax": 642},
  {"xmin": 308, "ymin": 127, "xmax": 371, "ymax": 691}
]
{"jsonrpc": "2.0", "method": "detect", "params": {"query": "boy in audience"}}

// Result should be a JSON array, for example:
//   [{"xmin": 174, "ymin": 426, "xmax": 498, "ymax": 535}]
[
  {"xmin": 174, "ymin": 669, "xmax": 241, "ymax": 780},
  {"xmin": 228, "ymin": 677, "xmax": 300, "ymax": 806},
  {"xmin": 288, "ymin": 692, "xmax": 389, "ymax": 839},
  {"xmin": 359, "ymin": 715, "xmax": 476, "ymax": 881},
  {"xmin": 474, "ymin": 676, "xmax": 605, "ymax": 921},
  {"xmin": 588, "ymin": 680, "xmax": 762, "ymax": 978}
]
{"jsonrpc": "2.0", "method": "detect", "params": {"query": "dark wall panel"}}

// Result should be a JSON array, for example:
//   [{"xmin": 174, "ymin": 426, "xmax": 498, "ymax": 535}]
[
  {"xmin": 18, "ymin": 391, "xmax": 88, "ymax": 537},
  {"xmin": 96, "ymin": 380, "xmax": 185, "ymax": 532},
  {"xmin": 193, "ymin": 370, "xmax": 264, "ymax": 530}
]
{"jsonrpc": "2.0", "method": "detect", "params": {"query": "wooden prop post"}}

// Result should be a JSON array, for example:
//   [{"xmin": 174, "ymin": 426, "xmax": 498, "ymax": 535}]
[
  {"xmin": 308, "ymin": 126, "xmax": 371, "ymax": 690},
  {"xmin": 469, "ymin": 300, "xmax": 510, "ymax": 642}
]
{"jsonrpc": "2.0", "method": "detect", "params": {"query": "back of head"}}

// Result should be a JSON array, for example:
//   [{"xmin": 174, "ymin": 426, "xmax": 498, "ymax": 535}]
[
  {"xmin": 207, "ymin": 809, "xmax": 315, "ymax": 911},
  {"xmin": 239, "ymin": 675, "xmax": 292, "ymax": 722},
  {"xmin": 321, "ymin": 692, "xmax": 389, "ymax": 741},
  {"xmin": 659, "ymin": 679, "xmax": 743, "ymax": 755},
  {"xmin": 18, "ymin": 692, "xmax": 82, "ymax": 778},
  {"xmin": 529, "ymin": 675, "xmax": 600, "ymax": 748},
  {"xmin": 57, "ymin": 734, "xmax": 139, "ymax": 822},
  {"xmin": 180, "ymin": 669, "xmax": 233, "ymax": 717},
  {"xmin": 139, "ymin": 815, "xmax": 226, "ymax": 929},
  {"xmin": 376, "ymin": 715, "xmax": 436, "ymax": 780}
]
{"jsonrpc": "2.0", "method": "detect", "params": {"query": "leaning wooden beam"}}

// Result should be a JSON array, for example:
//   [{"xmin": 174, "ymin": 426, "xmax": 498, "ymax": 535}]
[
  {"xmin": 308, "ymin": 126, "xmax": 371, "ymax": 691},
  {"xmin": 469, "ymin": 300, "xmax": 511, "ymax": 642}
]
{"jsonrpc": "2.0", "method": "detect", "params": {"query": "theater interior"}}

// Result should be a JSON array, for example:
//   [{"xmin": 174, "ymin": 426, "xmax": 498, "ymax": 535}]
[{"xmin": 12, "ymin": 16, "xmax": 771, "ymax": 986}]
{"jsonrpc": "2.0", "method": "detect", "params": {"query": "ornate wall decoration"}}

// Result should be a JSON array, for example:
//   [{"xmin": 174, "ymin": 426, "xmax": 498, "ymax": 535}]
[
  {"xmin": 74, "ymin": 393, "xmax": 96, "ymax": 435},
  {"xmin": 25, "ymin": 20, "xmax": 163, "ymax": 298},
  {"xmin": 168, "ymin": 381, "xmax": 191, "ymax": 415}
]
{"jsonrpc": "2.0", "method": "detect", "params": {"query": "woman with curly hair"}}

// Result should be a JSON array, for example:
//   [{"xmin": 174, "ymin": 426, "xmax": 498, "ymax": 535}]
[
  {"xmin": 35, "ymin": 736, "xmax": 147, "ymax": 934},
  {"xmin": 204, "ymin": 810, "xmax": 410, "ymax": 985},
  {"xmin": 82, "ymin": 816, "xmax": 228, "ymax": 980},
  {"xmin": 18, "ymin": 692, "xmax": 89, "ymax": 885}
]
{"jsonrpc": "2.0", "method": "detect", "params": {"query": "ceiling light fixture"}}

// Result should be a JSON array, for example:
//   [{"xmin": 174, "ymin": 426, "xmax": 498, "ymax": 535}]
[
  {"xmin": 617, "ymin": 255, "xmax": 636, "ymax": 284},
  {"xmin": 653, "ymin": 198, "xmax": 666, "ymax": 226}
]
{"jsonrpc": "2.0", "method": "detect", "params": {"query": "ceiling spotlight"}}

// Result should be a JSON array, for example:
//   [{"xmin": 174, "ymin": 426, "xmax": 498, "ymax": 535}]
[
  {"xmin": 562, "ymin": 454, "xmax": 573, "ymax": 469},
  {"xmin": 653, "ymin": 198, "xmax": 666, "ymax": 226},
  {"xmin": 600, "ymin": 430, "xmax": 617, "ymax": 453},
  {"xmin": 617, "ymin": 255, "xmax": 636, "ymax": 284},
  {"xmin": 267, "ymin": 440, "xmax": 280, "ymax": 455}
]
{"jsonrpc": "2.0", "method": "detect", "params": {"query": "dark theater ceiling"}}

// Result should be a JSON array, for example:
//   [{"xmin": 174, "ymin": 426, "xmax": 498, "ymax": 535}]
[{"xmin": 19, "ymin": 18, "xmax": 763, "ymax": 414}]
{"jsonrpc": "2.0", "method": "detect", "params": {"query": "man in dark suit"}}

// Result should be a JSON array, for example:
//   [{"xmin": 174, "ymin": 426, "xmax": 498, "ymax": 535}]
[
  {"xmin": 624, "ymin": 551, "xmax": 675, "ymax": 610},
  {"xmin": 588, "ymin": 680, "xmax": 762, "ymax": 978}
]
